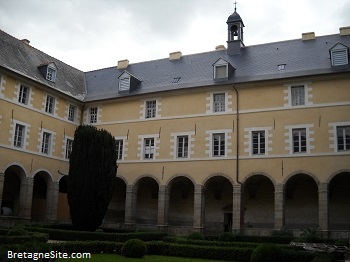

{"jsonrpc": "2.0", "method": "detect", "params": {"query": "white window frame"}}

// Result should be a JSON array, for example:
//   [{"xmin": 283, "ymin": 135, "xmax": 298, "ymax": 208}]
[
  {"xmin": 285, "ymin": 124, "xmax": 314, "ymax": 155},
  {"xmin": 144, "ymin": 137, "xmax": 155, "ymax": 159},
  {"xmin": 115, "ymin": 139, "xmax": 124, "ymax": 160},
  {"xmin": 291, "ymin": 85, "xmax": 305, "ymax": 106},
  {"xmin": 145, "ymin": 100, "xmax": 157, "ymax": 119},
  {"xmin": 45, "ymin": 95, "xmax": 55, "ymax": 114},
  {"xmin": 68, "ymin": 104, "xmax": 76, "ymax": 122},
  {"xmin": 177, "ymin": 135, "xmax": 189, "ymax": 158},
  {"xmin": 213, "ymin": 93, "xmax": 226, "ymax": 113},
  {"xmin": 65, "ymin": 138, "xmax": 73, "ymax": 159},
  {"xmin": 41, "ymin": 131, "xmax": 52, "ymax": 155},
  {"xmin": 46, "ymin": 66, "xmax": 56, "ymax": 82},
  {"xmin": 330, "ymin": 43, "xmax": 349, "ymax": 66},
  {"xmin": 13, "ymin": 123, "xmax": 25, "ymax": 148},
  {"xmin": 336, "ymin": 125, "xmax": 350, "ymax": 151},
  {"xmin": 18, "ymin": 85, "xmax": 29, "ymax": 105},
  {"xmin": 252, "ymin": 130, "xmax": 266, "ymax": 155},
  {"xmin": 89, "ymin": 107, "xmax": 98, "ymax": 123},
  {"xmin": 212, "ymin": 133, "xmax": 226, "ymax": 157},
  {"xmin": 292, "ymin": 128, "xmax": 307, "ymax": 153}
]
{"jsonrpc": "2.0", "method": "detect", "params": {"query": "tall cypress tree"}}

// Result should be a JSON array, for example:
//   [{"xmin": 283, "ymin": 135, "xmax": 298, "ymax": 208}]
[{"xmin": 67, "ymin": 125, "xmax": 117, "ymax": 231}]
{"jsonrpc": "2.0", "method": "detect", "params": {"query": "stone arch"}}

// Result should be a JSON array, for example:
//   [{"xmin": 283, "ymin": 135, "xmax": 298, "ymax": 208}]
[
  {"xmin": 104, "ymin": 176, "xmax": 127, "ymax": 225},
  {"xmin": 203, "ymin": 172, "xmax": 235, "ymax": 187},
  {"xmin": 284, "ymin": 172, "xmax": 318, "ymax": 229},
  {"xmin": 167, "ymin": 175, "xmax": 195, "ymax": 227},
  {"xmin": 203, "ymin": 174, "xmax": 234, "ymax": 234},
  {"xmin": 283, "ymin": 170, "xmax": 319, "ymax": 185},
  {"xmin": 329, "ymin": 171, "xmax": 350, "ymax": 230},
  {"xmin": 166, "ymin": 174, "xmax": 196, "ymax": 191},
  {"xmin": 242, "ymin": 173, "xmax": 275, "ymax": 229},
  {"xmin": 1, "ymin": 164, "xmax": 27, "ymax": 216},
  {"xmin": 327, "ymin": 169, "xmax": 350, "ymax": 184},
  {"xmin": 134, "ymin": 176, "xmax": 159, "ymax": 226},
  {"xmin": 31, "ymin": 170, "xmax": 53, "ymax": 221},
  {"xmin": 242, "ymin": 172, "xmax": 276, "ymax": 186}
]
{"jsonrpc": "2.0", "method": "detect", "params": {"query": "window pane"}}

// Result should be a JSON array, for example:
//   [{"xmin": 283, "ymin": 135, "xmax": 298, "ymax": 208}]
[
  {"xmin": 213, "ymin": 93, "xmax": 225, "ymax": 112},
  {"xmin": 213, "ymin": 133, "xmax": 225, "ymax": 156},
  {"xmin": 292, "ymin": 128, "xmax": 306, "ymax": 153},
  {"xmin": 252, "ymin": 131, "xmax": 265, "ymax": 155},
  {"xmin": 291, "ymin": 85, "xmax": 305, "ymax": 106},
  {"xmin": 14, "ymin": 124, "xmax": 24, "ymax": 147},
  {"xmin": 146, "ymin": 100, "xmax": 156, "ymax": 118},
  {"xmin": 90, "ymin": 107, "xmax": 97, "ymax": 123},
  {"xmin": 215, "ymin": 65, "xmax": 227, "ymax": 79},
  {"xmin": 42, "ymin": 132, "xmax": 51, "ymax": 154},
  {"xmin": 144, "ymin": 138, "xmax": 154, "ymax": 159},
  {"xmin": 116, "ymin": 140, "xmax": 124, "ymax": 160},
  {"xmin": 177, "ymin": 136, "xmax": 189, "ymax": 158},
  {"xmin": 337, "ymin": 126, "xmax": 350, "ymax": 151}
]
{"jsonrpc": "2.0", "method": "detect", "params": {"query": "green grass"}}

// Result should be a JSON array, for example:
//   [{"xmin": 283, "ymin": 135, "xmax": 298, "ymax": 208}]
[{"xmin": 56, "ymin": 254, "xmax": 224, "ymax": 262}]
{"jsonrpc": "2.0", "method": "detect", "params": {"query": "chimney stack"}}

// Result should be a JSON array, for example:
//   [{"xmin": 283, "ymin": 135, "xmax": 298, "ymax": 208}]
[
  {"xmin": 302, "ymin": 32, "xmax": 315, "ymax": 41},
  {"xmin": 169, "ymin": 51, "xmax": 182, "ymax": 60},
  {"xmin": 21, "ymin": 39, "xmax": 30, "ymax": 45},
  {"xmin": 215, "ymin": 45, "xmax": 226, "ymax": 51},
  {"xmin": 117, "ymin": 59, "xmax": 129, "ymax": 69},
  {"xmin": 339, "ymin": 26, "xmax": 350, "ymax": 36}
]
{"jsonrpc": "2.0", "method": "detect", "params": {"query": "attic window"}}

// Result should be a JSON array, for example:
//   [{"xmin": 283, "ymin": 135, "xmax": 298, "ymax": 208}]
[
  {"xmin": 215, "ymin": 65, "xmax": 228, "ymax": 79},
  {"xmin": 46, "ymin": 66, "xmax": 56, "ymax": 82},
  {"xmin": 119, "ymin": 77, "xmax": 130, "ymax": 91},
  {"xmin": 278, "ymin": 64, "xmax": 286, "ymax": 71},
  {"xmin": 330, "ymin": 43, "xmax": 349, "ymax": 66},
  {"xmin": 172, "ymin": 77, "xmax": 181, "ymax": 83}
]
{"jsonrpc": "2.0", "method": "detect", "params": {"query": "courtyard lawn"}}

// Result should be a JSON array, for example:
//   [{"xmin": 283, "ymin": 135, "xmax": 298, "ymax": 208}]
[{"xmin": 56, "ymin": 254, "xmax": 225, "ymax": 262}]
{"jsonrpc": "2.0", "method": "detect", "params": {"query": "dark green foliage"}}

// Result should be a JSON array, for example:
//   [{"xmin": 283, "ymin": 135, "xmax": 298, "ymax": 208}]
[
  {"xmin": 6, "ymin": 227, "xmax": 28, "ymax": 236},
  {"xmin": 50, "ymin": 241, "xmax": 122, "ymax": 255},
  {"xmin": 0, "ymin": 232, "xmax": 48, "ymax": 244},
  {"xmin": 271, "ymin": 227, "xmax": 294, "ymax": 238},
  {"xmin": 68, "ymin": 125, "xmax": 117, "ymax": 231},
  {"xmin": 219, "ymin": 232, "xmax": 237, "ymax": 242},
  {"xmin": 250, "ymin": 244, "xmax": 284, "ymax": 262},
  {"xmin": 121, "ymin": 239, "xmax": 147, "ymax": 258},
  {"xmin": 311, "ymin": 253, "xmax": 337, "ymax": 262},
  {"xmin": 187, "ymin": 232, "xmax": 205, "ymax": 240},
  {"xmin": 295, "ymin": 227, "xmax": 323, "ymax": 243}
]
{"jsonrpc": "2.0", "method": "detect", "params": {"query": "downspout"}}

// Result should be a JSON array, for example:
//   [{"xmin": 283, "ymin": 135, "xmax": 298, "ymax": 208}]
[{"xmin": 232, "ymin": 84, "xmax": 242, "ymax": 185}]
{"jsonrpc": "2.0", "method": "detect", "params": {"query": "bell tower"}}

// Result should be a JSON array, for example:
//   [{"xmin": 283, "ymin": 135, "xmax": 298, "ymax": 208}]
[{"xmin": 227, "ymin": 2, "xmax": 245, "ymax": 55}]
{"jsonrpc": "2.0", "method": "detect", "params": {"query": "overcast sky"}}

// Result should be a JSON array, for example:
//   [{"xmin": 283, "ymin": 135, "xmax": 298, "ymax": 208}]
[{"xmin": 1, "ymin": 0, "xmax": 349, "ymax": 72}]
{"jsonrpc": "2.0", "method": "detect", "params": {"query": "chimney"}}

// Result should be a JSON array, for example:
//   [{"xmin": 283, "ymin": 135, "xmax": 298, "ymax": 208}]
[
  {"xmin": 339, "ymin": 26, "xmax": 350, "ymax": 36},
  {"xmin": 21, "ymin": 39, "xmax": 30, "ymax": 45},
  {"xmin": 169, "ymin": 51, "xmax": 182, "ymax": 60},
  {"xmin": 117, "ymin": 59, "xmax": 129, "ymax": 69},
  {"xmin": 215, "ymin": 45, "xmax": 226, "ymax": 51},
  {"xmin": 302, "ymin": 32, "xmax": 315, "ymax": 41}
]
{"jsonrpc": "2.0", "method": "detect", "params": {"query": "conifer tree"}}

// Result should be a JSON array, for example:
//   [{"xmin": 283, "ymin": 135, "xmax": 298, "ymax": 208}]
[{"xmin": 67, "ymin": 125, "xmax": 117, "ymax": 231}]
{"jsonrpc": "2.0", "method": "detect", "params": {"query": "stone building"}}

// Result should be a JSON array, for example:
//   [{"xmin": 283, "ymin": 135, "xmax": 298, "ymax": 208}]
[{"xmin": 1, "ymin": 7, "xmax": 350, "ymax": 237}]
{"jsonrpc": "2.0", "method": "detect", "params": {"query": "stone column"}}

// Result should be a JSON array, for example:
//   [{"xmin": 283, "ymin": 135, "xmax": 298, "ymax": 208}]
[
  {"xmin": 193, "ymin": 185, "xmax": 204, "ymax": 233},
  {"xmin": 274, "ymin": 183, "xmax": 285, "ymax": 230},
  {"xmin": 19, "ymin": 177, "xmax": 34, "ymax": 219},
  {"xmin": 157, "ymin": 185, "xmax": 168, "ymax": 231},
  {"xmin": 0, "ymin": 172, "xmax": 4, "ymax": 208},
  {"xmin": 232, "ymin": 184, "xmax": 242, "ymax": 232},
  {"xmin": 318, "ymin": 183, "xmax": 329, "ymax": 231},
  {"xmin": 46, "ymin": 181, "xmax": 59, "ymax": 222},
  {"xmin": 124, "ymin": 185, "xmax": 136, "ymax": 227}
]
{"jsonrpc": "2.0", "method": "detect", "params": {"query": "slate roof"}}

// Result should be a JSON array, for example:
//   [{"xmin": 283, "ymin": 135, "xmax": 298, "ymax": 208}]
[
  {"xmin": 0, "ymin": 29, "xmax": 86, "ymax": 101},
  {"xmin": 84, "ymin": 33, "xmax": 350, "ymax": 102}
]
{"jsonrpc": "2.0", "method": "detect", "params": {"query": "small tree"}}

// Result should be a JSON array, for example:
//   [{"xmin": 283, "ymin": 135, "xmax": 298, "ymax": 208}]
[{"xmin": 68, "ymin": 125, "xmax": 117, "ymax": 231}]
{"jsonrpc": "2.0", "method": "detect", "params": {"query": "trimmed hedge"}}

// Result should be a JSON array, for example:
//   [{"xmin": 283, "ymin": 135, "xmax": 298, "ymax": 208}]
[
  {"xmin": 50, "ymin": 241, "xmax": 123, "ymax": 254},
  {"xmin": 121, "ymin": 239, "xmax": 147, "ymax": 258},
  {"xmin": 0, "ymin": 233, "xmax": 48, "ymax": 244},
  {"xmin": 25, "ymin": 227, "xmax": 167, "ymax": 242}
]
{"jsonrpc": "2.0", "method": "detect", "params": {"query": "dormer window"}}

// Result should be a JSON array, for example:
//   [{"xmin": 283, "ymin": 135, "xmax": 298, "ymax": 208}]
[
  {"xmin": 46, "ymin": 66, "xmax": 56, "ymax": 82},
  {"xmin": 118, "ymin": 71, "xmax": 141, "ymax": 94},
  {"xmin": 213, "ymin": 58, "xmax": 235, "ymax": 82},
  {"xmin": 330, "ymin": 43, "xmax": 349, "ymax": 66}
]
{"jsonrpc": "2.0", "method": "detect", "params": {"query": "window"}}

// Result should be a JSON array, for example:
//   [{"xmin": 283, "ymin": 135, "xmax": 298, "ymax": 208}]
[
  {"xmin": 89, "ymin": 107, "xmax": 98, "ymax": 123},
  {"xmin": 65, "ymin": 139, "xmax": 73, "ymax": 159},
  {"xmin": 177, "ymin": 136, "xmax": 188, "ymax": 158},
  {"xmin": 41, "ymin": 132, "xmax": 52, "ymax": 154},
  {"xmin": 119, "ymin": 77, "xmax": 130, "ymax": 91},
  {"xmin": 144, "ymin": 138, "xmax": 154, "ymax": 159},
  {"xmin": 215, "ymin": 65, "xmax": 227, "ymax": 79},
  {"xmin": 292, "ymin": 128, "xmax": 307, "ymax": 153},
  {"xmin": 278, "ymin": 64, "xmax": 286, "ymax": 71},
  {"xmin": 213, "ymin": 133, "xmax": 225, "ymax": 156},
  {"xmin": 291, "ymin": 85, "xmax": 305, "ymax": 106},
  {"xmin": 14, "ymin": 124, "xmax": 25, "ymax": 148},
  {"xmin": 68, "ymin": 104, "xmax": 76, "ymax": 122},
  {"xmin": 172, "ymin": 77, "xmax": 181, "ymax": 83},
  {"xmin": 145, "ymin": 100, "xmax": 157, "ymax": 118},
  {"xmin": 330, "ymin": 43, "xmax": 349, "ymax": 66},
  {"xmin": 45, "ymin": 95, "xmax": 55, "ymax": 114},
  {"xmin": 252, "ymin": 131, "xmax": 265, "ymax": 155},
  {"xmin": 46, "ymin": 66, "xmax": 56, "ymax": 82},
  {"xmin": 337, "ymin": 126, "xmax": 350, "ymax": 151},
  {"xmin": 213, "ymin": 93, "xmax": 225, "ymax": 112},
  {"xmin": 18, "ymin": 85, "xmax": 29, "ymax": 104},
  {"xmin": 116, "ymin": 139, "xmax": 124, "ymax": 160}
]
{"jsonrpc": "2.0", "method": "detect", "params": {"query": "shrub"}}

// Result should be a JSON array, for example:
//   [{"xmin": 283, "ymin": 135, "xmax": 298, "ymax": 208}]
[
  {"xmin": 270, "ymin": 227, "xmax": 294, "ymax": 238},
  {"xmin": 121, "ymin": 239, "xmax": 147, "ymax": 258},
  {"xmin": 295, "ymin": 227, "xmax": 323, "ymax": 243},
  {"xmin": 187, "ymin": 232, "xmax": 205, "ymax": 241},
  {"xmin": 251, "ymin": 244, "xmax": 284, "ymax": 262},
  {"xmin": 219, "ymin": 232, "xmax": 237, "ymax": 242},
  {"xmin": 311, "ymin": 253, "xmax": 337, "ymax": 262},
  {"xmin": 7, "ymin": 227, "xmax": 28, "ymax": 236}
]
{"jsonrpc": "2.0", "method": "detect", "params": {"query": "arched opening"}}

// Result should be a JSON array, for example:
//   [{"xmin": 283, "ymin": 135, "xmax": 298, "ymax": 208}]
[
  {"xmin": 1, "ymin": 165, "xmax": 25, "ymax": 216},
  {"xmin": 57, "ymin": 176, "xmax": 69, "ymax": 222},
  {"xmin": 230, "ymin": 24, "xmax": 239, "ymax": 40},
  {"xmin": 168, "ymin": 176, "xmax": 194, "ymax": 227},
  {"xmin": 204, "ymin": 176, "xmax": 233, "ymax": 234},
  {"xmin": 285, "ymin": 173, "xmax": 318, "ymax": 229},
  {"xmin": 104, "ymin": 177, "xmax": 126, "ymax": 225},
  {"xmin": 31, "ymin": 171, "xmax": 52, "ymax": 221},
  {"xmin": 242, "ymin": 175, "xmax": 274, "ymax": 229},
  {"xmin": 135, "ymin": 177, "xmax": 159, "ymax": 226},
  {"xmin": 329, "ymin": 172, "xmax": 350, "ymax": 230}
]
